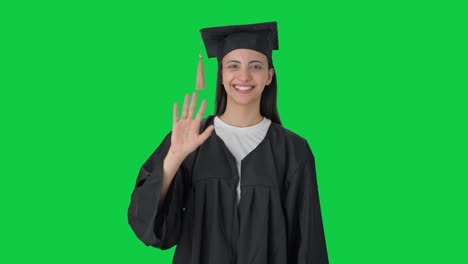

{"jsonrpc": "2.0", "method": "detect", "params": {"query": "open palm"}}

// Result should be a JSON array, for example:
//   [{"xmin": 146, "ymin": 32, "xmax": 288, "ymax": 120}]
[{"xmin": 170, "ymin": 92, "xmax": 214, "ymax": 159}]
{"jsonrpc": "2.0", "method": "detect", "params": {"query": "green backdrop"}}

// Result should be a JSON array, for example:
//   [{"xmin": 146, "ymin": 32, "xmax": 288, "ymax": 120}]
[{"xmin": 1, "ymin": 0, "xmax": 466, "ymax": 263}]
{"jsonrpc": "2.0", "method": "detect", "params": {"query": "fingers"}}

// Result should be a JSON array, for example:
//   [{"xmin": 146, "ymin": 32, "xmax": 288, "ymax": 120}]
[
  {"xmin": 195, "ymin": 99, "xmax": 207, "ymax": 122},
  {"xmin": 173, "ymin": 102, "xmax": 179, "ymax": 124},
  {"xmin": 198, "ymin": 124, "xmax": 215, "ymax": 144},
  {"xmin": 188, "ymin": 92, "xmax": 197, "ymax": 120},
  {"xmin": 181, "ymin": 94, "xmax": 190, "ymax": 119},
  {"xmin": 180, "ymin": 92, "xmax": 203, "ymax": 121}
]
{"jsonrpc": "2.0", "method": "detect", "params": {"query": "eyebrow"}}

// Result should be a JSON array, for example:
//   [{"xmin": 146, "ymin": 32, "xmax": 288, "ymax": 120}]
[{"xmin": 225, "ymin": 60, "xmax": 265, "ymax": 65}]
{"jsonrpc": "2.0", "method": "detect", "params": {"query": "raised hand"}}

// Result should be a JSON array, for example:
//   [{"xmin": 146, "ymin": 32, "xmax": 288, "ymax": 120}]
[{"xmin": 169, "ymin": 92, "xmax": 215, "ymax": 159}]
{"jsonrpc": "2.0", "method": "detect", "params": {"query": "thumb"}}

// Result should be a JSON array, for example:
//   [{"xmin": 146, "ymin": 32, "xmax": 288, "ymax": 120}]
[{"xmin": 198, "ymin": 125, "xmax": 215, "ymax": 144}]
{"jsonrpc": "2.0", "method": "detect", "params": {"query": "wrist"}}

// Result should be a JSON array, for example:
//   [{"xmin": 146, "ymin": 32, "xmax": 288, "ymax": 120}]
[{"xmin": 166, "ymin": 147, "xmax": 186, "ymax": 164}]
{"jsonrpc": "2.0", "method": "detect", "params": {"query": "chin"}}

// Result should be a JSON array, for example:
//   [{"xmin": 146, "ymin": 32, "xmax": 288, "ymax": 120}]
[{"xmin": 228, "ymin": 96, "xmax": 260, "ymax": 107}]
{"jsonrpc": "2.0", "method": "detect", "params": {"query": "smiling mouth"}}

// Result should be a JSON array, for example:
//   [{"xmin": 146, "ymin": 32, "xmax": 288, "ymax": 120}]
[{"xmin": 233, "ymin": 85, "xmax": 255, "ymax": 91}]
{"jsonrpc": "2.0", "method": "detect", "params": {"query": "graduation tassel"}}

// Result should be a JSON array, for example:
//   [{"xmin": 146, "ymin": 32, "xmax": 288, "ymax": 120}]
[
  {"xmin": 195, "ymin": 53, "xmax": 205, "ymax": 90},
  {"xmin": 196, "ymin": 33, "xmax": 205, "ymax": 90}
]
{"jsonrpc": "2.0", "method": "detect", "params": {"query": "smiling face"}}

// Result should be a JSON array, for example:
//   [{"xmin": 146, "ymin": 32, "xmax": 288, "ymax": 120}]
[{"xmin": 221, "ymin": 49, "xmax": 275, "ymax": 109}]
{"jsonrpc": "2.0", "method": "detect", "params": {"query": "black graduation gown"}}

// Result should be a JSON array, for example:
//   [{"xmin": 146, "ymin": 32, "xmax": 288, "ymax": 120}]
[{"xmin": 127, "ymin": 115, "xmax": 329, "ymax": 264}]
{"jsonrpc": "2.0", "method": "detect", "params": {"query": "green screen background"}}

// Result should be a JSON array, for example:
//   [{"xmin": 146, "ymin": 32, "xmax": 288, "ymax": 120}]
[{"xmin": 1, "ymin": 0, "xmax": 466, "ymax": 263}]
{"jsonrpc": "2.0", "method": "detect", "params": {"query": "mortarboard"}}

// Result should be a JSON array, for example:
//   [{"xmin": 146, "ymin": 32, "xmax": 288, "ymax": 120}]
[{"xmin": 195, "ymin": 21, "xmax": 279, "ymax": 90}]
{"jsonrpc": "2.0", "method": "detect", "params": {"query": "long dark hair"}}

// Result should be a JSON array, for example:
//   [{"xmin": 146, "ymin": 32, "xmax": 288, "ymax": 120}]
[{"xmin": 214, "ymin": 56, "xmax": 282, "ymax": 125}]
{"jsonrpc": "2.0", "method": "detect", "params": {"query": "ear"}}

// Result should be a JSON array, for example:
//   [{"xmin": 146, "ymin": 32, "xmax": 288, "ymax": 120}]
[{"xmin": 266, "ymin": 68, "xmax": 275, "ymax": 85}]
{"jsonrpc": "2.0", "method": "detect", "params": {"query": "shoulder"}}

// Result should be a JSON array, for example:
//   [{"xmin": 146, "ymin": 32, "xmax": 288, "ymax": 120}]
[
  {"xmin": 271, "ymin": 122, "xmax": 307, "ymax": 143},
  {"xmin": 268, "ymin": 122, "xmax": 314, "ymax": 163}
]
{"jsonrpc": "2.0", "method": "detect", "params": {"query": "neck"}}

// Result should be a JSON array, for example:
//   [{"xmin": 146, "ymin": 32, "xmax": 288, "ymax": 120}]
[{"xmin": 219, "ymin": 102, "xmax": 263, "ymax": 127}]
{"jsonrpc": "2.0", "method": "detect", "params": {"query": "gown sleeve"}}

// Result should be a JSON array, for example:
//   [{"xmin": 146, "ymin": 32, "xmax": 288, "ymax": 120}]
[
  {"xmin": 285, "ymin": 141, "xmax": 329, "ymax": 264},
  {"xmin": 127, "ymin": 132, "xmax": 189, "ymax": 249}
]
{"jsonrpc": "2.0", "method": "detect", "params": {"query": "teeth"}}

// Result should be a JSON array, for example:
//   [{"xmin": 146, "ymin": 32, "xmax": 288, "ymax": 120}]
[{"xmin": 234, "ymin": 85, "xmax": 254, "ymax": 91}]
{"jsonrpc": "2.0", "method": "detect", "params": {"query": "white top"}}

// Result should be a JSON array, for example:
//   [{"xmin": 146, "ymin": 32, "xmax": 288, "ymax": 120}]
[{"xmin": 214, "ymin": 116, "xmax": 272, "ymax": 203}]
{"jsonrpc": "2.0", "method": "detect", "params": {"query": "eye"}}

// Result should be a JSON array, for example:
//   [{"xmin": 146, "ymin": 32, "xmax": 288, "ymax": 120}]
[
  {"xmin": 251, "ymin": 64, "xmax": 263, "ymax": 70},
  {"xmin": 227, "ymin": 64, "xmax": 239, "ymax": 69}
]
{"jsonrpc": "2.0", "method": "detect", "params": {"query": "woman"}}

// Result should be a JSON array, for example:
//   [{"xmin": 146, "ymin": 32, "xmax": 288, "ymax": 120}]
[{"xmin": 128, "ymin": 22, "xmax": 329, "ymax": 264}]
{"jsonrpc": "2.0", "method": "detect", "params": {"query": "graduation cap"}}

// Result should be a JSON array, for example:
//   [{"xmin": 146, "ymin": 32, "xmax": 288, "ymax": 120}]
[{"xmin": 195, "ymin": 21, "xmax": 279, "ymax": 90}]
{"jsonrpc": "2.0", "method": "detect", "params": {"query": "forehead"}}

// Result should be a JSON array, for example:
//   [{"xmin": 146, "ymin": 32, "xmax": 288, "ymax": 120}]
[{"xmin": 222, "ymin": 49, "xmax": 268, "ymax": 63}]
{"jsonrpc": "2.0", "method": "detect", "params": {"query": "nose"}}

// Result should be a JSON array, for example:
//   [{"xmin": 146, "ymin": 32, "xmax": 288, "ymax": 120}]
[{"xmin": 237, "ymin": 67, "xmax": 252, "ymax": 82}]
